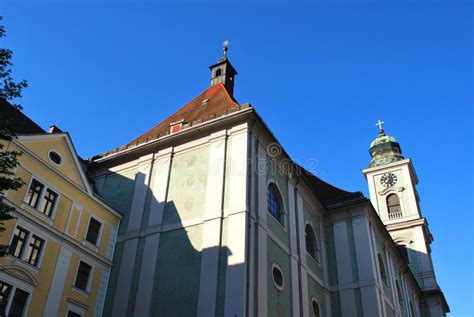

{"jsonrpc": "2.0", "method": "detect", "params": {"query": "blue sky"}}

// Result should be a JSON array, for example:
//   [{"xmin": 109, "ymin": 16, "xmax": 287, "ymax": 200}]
[{"xmin": 2, "ymin": 0, "xmax": 472, "ymax": 315}]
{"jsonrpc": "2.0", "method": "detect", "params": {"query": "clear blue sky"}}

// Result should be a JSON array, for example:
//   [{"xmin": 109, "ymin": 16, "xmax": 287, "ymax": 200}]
[{"xmin": 2, "ymin": 0, "xmax": 472, "ymax": 315}]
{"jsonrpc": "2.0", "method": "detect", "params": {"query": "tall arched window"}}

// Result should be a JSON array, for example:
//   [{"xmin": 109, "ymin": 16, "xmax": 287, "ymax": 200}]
[
  {"xmin": 387, "ymin": 194, "xmax": 402, "ymax": 219},
  {"xmin": 305, "ymin": 224, "xmax": 319, "ymax": 262},
  {"xmin": 378, "ymin": 253, "xmax": 389, "ymax": 285},
  {"xmin": 267, "ymin": 183, "xmax": 284, "ymax": 226}
]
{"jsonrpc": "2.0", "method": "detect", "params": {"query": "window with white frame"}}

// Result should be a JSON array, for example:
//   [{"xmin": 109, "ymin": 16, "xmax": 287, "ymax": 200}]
[
  {"xmin": 67, "ymin": 310, "xmax": 82, "ymax": 317},
  {"xmin": 305, "ymin": 224, "xmax": 320, "ymax": 263},
  {"xmin": 85, "ymin": 217, "xmax": 102, "ymax": 245},
  {"xmin": 24, "ymin": 178, "xmax": 58, "ymax": 217},
  {"xmin": 0, "ymin": 281, "xmax": 30, "ymax": 317},
  {"xmin": 311, "ymin": 298, "xmax": 321, "ymax": 317},
  {"xmin": 267, "ymin": 183, "xmax": 285, "ymax": 226},
  {"xmin": 74, "ymin": 261, "xmax": 92, "ymax": 292},
  {"xmin": 9, "ymin": 226, "xmax": 45, "ymax": 267}
]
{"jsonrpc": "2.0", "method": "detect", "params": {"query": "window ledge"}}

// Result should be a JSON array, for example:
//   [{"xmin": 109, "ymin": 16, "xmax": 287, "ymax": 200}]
[
  {"xmin": 82, "ymin": 240, "xmax": 99, "ymax": 253},
  {"xmin": 72, "ymin": 286, "xmax": 90, "ymax": 298},
  {"xmin": 20, "ymin": 202, "xmax": 54, "ymax": 225},
  {"xmin": 306, "ymin": 251, "xmax": 321, "ymax": 268},
  {"xmin": 6, "ymin": 256, "xmax": 41, "ymax": 272},
  {"xmin": 267, "ymin": 211, "xmax": 287, "ymax": 232}
]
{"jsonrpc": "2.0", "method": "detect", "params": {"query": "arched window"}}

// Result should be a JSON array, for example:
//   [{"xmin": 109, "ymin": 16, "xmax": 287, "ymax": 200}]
[
  {"xmin": 215, "ymin": 68, "xmax": 222, "ymax": 77},
  {"xmin": 267, "ymin": 183, "xmax": 284, "ymax": 226},
  {"xmin": 311, "ymin": 298, "xmax": 320, "ymax": 317},
  {"xmin": 378, "ymin": 253, "xmax": 388, "ymax": 285},
  {"xmin": 305, "ymin": 224, "xmax": 319, "ymax": 262},
  {"xmin": 396, "ymin": 280, "xmax": 404, "ymax": 306},
  {"xmin": 387, "ymin": 194, "xmax": 402, "ymax": 219}
]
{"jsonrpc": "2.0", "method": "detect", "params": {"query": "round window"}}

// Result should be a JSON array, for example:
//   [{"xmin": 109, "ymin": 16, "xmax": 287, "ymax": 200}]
[
  {"xmin": 49, "ymin": 151, "xmax": 62, "ymax": 165},
  {"xmin": 272, "ymin": 264, "xmax": 284, "ymax": 291},
  {"xmin": 312, "ymin": 298, "xmax": 320, "ymax": 317}
]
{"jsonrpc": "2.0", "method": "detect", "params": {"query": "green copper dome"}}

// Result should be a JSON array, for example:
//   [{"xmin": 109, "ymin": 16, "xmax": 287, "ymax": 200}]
[{"xmin": 369, "ymin": 129, "xmax": 404, "ymax": 167}]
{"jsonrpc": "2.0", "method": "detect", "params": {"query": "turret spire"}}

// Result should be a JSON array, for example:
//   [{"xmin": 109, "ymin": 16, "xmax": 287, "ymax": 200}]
[{"xmin": 209, "ymin": 40, "xmax": 238, "ymax": 97}]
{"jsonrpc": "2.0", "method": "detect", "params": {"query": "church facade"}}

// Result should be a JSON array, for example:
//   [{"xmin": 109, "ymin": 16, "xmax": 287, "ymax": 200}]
[{"xmin": 87, "ymin": 49, "xmax": 449, "ymax": 317}]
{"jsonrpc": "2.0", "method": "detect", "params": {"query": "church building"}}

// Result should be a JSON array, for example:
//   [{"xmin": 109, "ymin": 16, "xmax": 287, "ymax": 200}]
[{"xmin": 87, "ymin": 44, "xmax": 449, "ymax": 317}]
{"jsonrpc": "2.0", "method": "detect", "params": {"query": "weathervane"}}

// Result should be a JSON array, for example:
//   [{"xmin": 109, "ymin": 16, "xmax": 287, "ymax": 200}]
[
  {"xmin": 223, "ymin": 40, "xmax": 229, "ymax": 57},
  {"xmin": 376, "ymin": 119, "xmax": 384, "ymax": 134}
]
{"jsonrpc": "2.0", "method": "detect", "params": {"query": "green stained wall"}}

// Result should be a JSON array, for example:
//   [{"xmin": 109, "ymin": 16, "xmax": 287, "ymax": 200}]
[
  {"xmin": 101, "ymin": 167, "xmax": 137, "ymax": 234},
  {"xmin": 303, "ymin": 202, "xmax": 323, "ymax": 279},
  {"xmin": 330, "ymin": 291, "xmax": 341, "ymax": 317},
  {"xmin": 163, "ymin": 145, "xmax": 209, "ymax": 224},
  {"xmin": 325, "ymin": 225, "xmax": 338, "ymax": 286},
  {"xmin": 104, "ymin": 242, "xmax": 124, "ymax": 317},
  {"xmin": 307, "ymin": 275, "xmax": 326, "ymax": 316},
  {"xmin": 346, "ymin": 220, "xmax": 360, "ymax": 283},
  {"xmin": 126, "ymin": 237, "xmax": 146, "ymax": 316},
  {"xmin": 266, "ymin": 162, "xmax": 290, "ymax": 246},
  {"xmin": 215, "ymin": 218, "xmax": 228, "ymax": 317},
  {"xmin": 150, "ymin": 225, "xmax": 203, "ymax": 316},
  {"xmin": 267, "ymin": 238, "xmax": 292, "ymax": 317}
]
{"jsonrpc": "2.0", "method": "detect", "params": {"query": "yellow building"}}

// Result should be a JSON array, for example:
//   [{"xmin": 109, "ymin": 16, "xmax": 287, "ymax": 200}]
[{"xmin": 0, "ymin": 103, "xmax": 122, "ymax": 317}]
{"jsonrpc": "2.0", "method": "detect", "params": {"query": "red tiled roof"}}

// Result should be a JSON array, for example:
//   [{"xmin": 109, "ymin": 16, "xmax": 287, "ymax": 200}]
[{"xmin": 126, "ymin": 83, "xmax": 240, "ymax": 147}]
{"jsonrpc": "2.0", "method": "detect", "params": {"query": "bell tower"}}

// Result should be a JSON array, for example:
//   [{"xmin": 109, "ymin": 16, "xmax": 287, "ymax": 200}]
[
  {"xmin": 362, "ymin": 120, "xmax": 449, "ymax": 316},
  {"xmin": 209, "ymin": 40, "xmax": 237, "ymax": 97}
]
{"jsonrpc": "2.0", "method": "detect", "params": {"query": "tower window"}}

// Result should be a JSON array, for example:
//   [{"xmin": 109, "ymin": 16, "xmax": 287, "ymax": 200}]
[
  {"xmin": 387, "ymin": 194, "xmax": 402, "ymax": 219},
  {"xmin": 267, "ymin": 183, "xmax": 285, "ymax": 226},
  {"xmin": 215, "ymin": 68, "xmax": 222, "ymax": 77},
  {"xmin": 305, "ymin": 224, "xmax": 320, "ymax": 262}
]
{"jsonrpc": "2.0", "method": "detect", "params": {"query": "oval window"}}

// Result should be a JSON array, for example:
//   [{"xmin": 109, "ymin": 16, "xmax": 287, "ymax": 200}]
[
  {"xmin": 49, "ymin": 151, "xmax": 62, "ymax": 165},
  {"xmin": 272, "ymin": 264, "xmax": 284, "ymax": 291}
]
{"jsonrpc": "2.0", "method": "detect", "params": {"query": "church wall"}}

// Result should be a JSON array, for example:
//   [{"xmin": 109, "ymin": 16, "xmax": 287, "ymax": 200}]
[
  {"xmin": 94, "ymin": 122, "xmax": 251, "ymax": 317},
  {"xmin": 267, "ymin": 237, "xmax": 292, "ymax": 317}
]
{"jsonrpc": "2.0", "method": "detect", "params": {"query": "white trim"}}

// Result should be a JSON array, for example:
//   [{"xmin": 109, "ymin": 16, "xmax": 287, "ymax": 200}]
[
  {"xmin": 7, "ymin": 223, "xmax": 47, "ymax": 269},
  {"xmin": 13, "ymin": 142, "xmax": 122, "ymax": 219},
  {"xmin": 47, "ymin": 149, "xmax": 64, "ymax": 166},
  {"xmin": 66, "ymin": 301, "xmax": 86, "ymax": 317},
  {"xmin": 271, "ymin": 262, "xmax": 285, "ymax": 291},
  {"xmin": 73, "ymin": 259, "xmax": 95, "ymax": 294},
  {"xmin": 5, "ymin": 198, "xmax": 112, "ymax": 268},
  {"xmin": 0, "ymin": 273, "xmax": 33, "ymax": 317},
  {"xmin": 311, "ymin": 297, "xmax": 321, "ymax": 317},
  {"xmin": 16, "ymin": 133, "xmax": 93, "ymax": 194},
  {"xmin": 266, "ymin": 178, "xmax": 287, "ymax": 230},
  {"xmin": 84, "ymin": 216, "xmax": 104, "ymax": 247},
  {"xmin": 304, "ymin": 221, "xmax": 321, "ymax": 265},
  {"xmin": 22, "ymin": 174, "xmax": 60, "ymax": 220}
]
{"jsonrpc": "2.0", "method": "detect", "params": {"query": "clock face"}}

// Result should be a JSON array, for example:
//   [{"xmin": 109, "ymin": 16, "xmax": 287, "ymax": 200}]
[{"xmin": 380, "ymin": 173, "xmax": 398, "ymax": 187}]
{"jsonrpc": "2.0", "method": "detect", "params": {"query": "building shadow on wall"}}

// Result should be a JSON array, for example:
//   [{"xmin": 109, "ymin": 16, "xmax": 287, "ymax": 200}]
[{"xmin": 98, "ymin": 171, "xmax": 242, "ymax": 317}]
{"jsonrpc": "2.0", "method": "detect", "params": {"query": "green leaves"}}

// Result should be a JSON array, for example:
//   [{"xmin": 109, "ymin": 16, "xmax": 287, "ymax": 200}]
[{"xmin": 0, "ymin": 16, "xmax": 27, "ymax": 255}]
